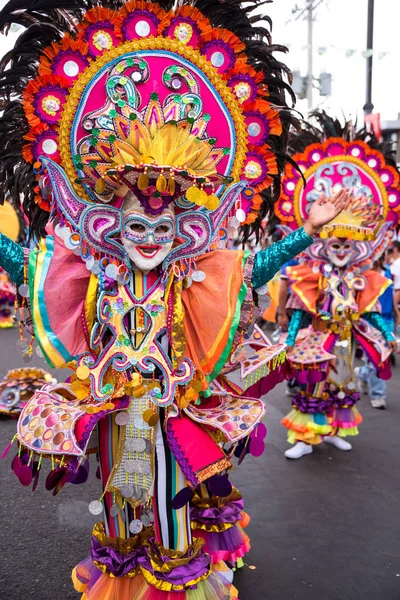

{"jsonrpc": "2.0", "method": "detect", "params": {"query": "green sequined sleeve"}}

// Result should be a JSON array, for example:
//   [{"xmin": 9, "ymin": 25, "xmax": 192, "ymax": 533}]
[
  {"xmin": 363, "ymin": 312, "xmax": 396, "ymax": 342},
  {"xmin": 0, "ymin": 233, "xmax": 24, "ymax": 286},
  {"xmin": 286, "ymin": 309, "xmax": 304, "ymax": 346},
  {"xmin": 252, "ymin": 227, "xmax": 313, "ymax": 290}
]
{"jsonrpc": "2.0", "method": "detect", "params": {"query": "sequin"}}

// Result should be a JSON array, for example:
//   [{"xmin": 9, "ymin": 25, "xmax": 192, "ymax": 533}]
[
  {"xmin": 89, "ymin": 500, "xmax": 103, "ymax": 515},
  {"xmin": 135, "ymin": 21, "xmax": 150, "ymax": 37},
  {"xmin": 192, "ymin": 270, "xmax": 206, "ymax": 282},
  {"xmin": 134, "ymin": 417, "xmax": 151, "ymax": 430},
  {"xmin": 63, "ymin": 60, "xmax": 79, "ymax": 77},
  {"xmin": 129, "ymin": 519, "xmax": 143, "ymax": 534},
  {"xmin": 115, "ymin": 412, "xmax": 129, "ymax": 426},
  {"xmin": 286, "ymin": 309, "xmax": 303, "ymax": 347},
  {"xmin": 42, "ymin": 139, "xmax": 58, "ymax": 155},
  {"xmin": 16, "ymin": 340, "xmax": 29, "ymax": 352},
  {"xmin": 235, "ymin": 209, "xmax": 246, "ymax": 223},
  {"xmin": 252, "ymin": 227, "xmax": 313, "ymax": 290},
  {"xmin": 364, "ymin": 312, "xmax": 395, "ymax": 342},
  {"xmin": 140, "ymin": 512, "xmax": 151, "ymax": 527},
  {"xmin": 211, "ymin": 51, "xmax": 225, "ymax": 67},
  {"xmin": 247, "ymin": 122, "xmax": 261, "ymax": 137},
  {"xmin": 18, "ymin": 284, "xmax": 30, "ymax": 298},
  {"xmin": 120, "ymin": 483, "xmax": 134, "ymax": 498},
  {"xmin": 125, "ymin": 459, "xmax": 137, "ymax": 474},
  {"xmin": 109, "ymin": 502, "xmax": 120, "ymax": 517},
  {"xmin": 105, "ymin": 263, "xmax": 118, "ymax": 279},
  {"xmin": 125, "ymin": 438, "xmax": 146, "ymax": 453}
]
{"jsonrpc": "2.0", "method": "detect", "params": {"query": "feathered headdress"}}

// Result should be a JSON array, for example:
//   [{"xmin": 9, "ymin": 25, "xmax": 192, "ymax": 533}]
[
  {"xmin": 275, "ymin": 111, "xmax": 400, "ymax": 241},
  {"xmin": 0, "ymin": 0, "xmax": 296, "ymax": 241}
]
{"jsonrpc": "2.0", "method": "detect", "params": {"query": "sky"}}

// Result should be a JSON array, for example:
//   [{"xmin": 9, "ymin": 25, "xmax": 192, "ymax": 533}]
[
  {"xmin": 0, "ymin": 0, "xmax": 398, "ymax": 122},
  {"xmin": 265, "ymin": 0, "xmax": 400, "ymax": 121}
]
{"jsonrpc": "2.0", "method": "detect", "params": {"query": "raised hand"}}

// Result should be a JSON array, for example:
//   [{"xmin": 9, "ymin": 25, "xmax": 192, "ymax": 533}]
[{"xmin": 304, "ymin": 188, "xmax": 349, "ymax": 237}]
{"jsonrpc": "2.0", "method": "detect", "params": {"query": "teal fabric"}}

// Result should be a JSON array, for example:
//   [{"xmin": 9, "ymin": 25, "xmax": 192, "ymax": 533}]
[
  {"xmin": 0, "ymin": 233, "xmax": 24, "ymax": 286},
  {"xmin": 363, "ymin": 311, "xmax": 396, "ymax": 342},
  {"xmin": 252, "ymin": 227, "xmax": 313, "ymax": 289},
  {"xmin": 286, "ymin": 308, "xmax": 304, "ymax": 346}
]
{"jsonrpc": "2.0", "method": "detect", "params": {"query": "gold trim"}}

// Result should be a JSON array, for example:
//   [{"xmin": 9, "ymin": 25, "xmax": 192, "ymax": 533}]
[
  {"xmin": 293, "ymin": 154, "xmax": 389, "ymax": 233},
  {"xmin": 141, "ymin": 566, "xmax": 210, "ymax": 592},
  {"xmin": 196, "ymin": 456, "xmax": 232, "ymax": 483},
  {"xmin": 93, "ymin": 521, "xmax": 154, "ymax": 555},
  {"xmin": 191, "ymin": 520, "xmax": 234, "ymax": 532},
  {"xmin": 58, "ymin": 37, "xmax": 247, "ymax": 202},
  {"xmin": 84, "ymin": 273, "xmax": 99, "ymax": 334}
]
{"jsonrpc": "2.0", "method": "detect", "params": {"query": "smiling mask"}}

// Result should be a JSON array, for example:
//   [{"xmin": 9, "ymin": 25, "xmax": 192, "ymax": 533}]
[{"xmin": 121, "ymin": 194, "xmax": 175, "ymax": 271}]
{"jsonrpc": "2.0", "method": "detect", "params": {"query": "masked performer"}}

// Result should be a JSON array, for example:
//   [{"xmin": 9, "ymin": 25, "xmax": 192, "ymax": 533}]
[
  {"xmin": 0, "ymin": 4, "xmax": 345, "ymax": 598},
  {"xmin": 275, "ymin": 112, "xmax": 400, "ymax": 460},
  {"xmin": 0, "ymin": 200, "xmax": 21, "ymax": 328}
]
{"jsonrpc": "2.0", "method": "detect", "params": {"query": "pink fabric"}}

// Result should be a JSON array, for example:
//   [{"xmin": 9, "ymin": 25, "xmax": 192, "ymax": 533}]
[
  {"xmin": 43, "ymin": 226, "xmax": 91, "ymax": 359},
  {"xmin": 75, "ymin": 56, "xmax": 232, "ymax": 177},
  {"xmin": 167, "ymin": 415, "xmax": 229, "ymax": 485}
]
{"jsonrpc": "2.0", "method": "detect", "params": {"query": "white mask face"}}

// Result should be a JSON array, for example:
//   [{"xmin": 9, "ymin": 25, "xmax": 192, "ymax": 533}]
[
  {"xmin": 121, "ymin": 195, "xmax": 175, "ymax": 271},
  {"xmin": 325, "ymin": 237, "xmax": 355, "ymax": 268}
]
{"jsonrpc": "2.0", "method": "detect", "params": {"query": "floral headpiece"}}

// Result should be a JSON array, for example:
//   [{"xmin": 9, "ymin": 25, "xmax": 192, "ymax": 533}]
[
  {"xmin": 0, "ymin": 0, "xmax": 293, "ymax": 238},
  {"xmin": 276, "ymin": 117, "xmax": 400, "ymax": 241}
]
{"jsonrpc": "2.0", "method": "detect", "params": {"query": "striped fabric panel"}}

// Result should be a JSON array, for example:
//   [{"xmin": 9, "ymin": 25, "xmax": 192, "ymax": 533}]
[{"xmin": 154, "ymin": 412, "xmax": 192, "ymax": 552}]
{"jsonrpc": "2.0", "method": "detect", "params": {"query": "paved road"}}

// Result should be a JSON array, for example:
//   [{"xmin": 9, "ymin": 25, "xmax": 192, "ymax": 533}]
[{"xmin": 0, "ymin": 326, "xmax": 399, "ymax": 600}]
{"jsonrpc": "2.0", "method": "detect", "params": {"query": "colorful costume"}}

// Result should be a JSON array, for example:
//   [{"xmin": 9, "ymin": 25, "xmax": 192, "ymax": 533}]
[
  {"xmin": 0, "ymin": 201, "xmax": 21, "ymax": 328},
  {"xmin": 0, "ymin": 367, "xmax": 55, "ymax": 417},
  {"xmin": 0, "ymin": 1, "xmax": 316, "ymax": 597},
  {"xmin": 275, "ymin": 113, "xmax": 400, "ymax": 457}
]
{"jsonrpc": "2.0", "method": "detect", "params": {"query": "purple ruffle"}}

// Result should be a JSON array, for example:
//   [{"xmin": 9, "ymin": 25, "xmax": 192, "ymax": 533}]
[
  {"xmin": 91, "ymin": 536, "xmax": 148, "ymax": 578},
  {"xmin": 292, "ymin": 393, "xmax": 329, "ymax": 414},
  {"xmin": 328, "ymin": 390, "xmax": 360, "ymax": 409},
  {"xmin": 292, "ymin": 389, "xmax": 360, "ymax": 415},
  {"xmin": 90, "ymin": 534, "xmax": 210, "ymax": 587},
  {"xmin": 147, "ymin": 537, "xmax": 210, "ymax": 588},
  {"xmin": 190, "ymin": 498, "xmax": 244, "ymax": 526}
]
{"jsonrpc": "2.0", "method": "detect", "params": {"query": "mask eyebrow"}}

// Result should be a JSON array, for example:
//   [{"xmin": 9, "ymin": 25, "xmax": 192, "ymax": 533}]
[{"xmin": 123, "ymin": 213, "xmax": 175, "ymax": 228}]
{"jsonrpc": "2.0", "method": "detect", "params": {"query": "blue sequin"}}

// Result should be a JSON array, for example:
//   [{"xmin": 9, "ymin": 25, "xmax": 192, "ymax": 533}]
[
  {"xmin": 364, "ymin": 312, "xmax": 396, "ymax": 342},
  {"xmin": 286, "ymin": 309, "xmax": 304, "ymax": 346},
  {"xmin": 252, "ymin": 227, "xmax": 313, "ymax": 289},
  {"xmin": 0, "ymin": 233, "xmax": 24, "ymax": 286}
]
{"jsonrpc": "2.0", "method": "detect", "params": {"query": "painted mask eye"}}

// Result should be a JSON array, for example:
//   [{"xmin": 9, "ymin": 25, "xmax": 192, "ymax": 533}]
[
  {"xmin": 129, "ymin": 223, "xmax": 146, "ymax": 233},
  {"xmin": 331, "ymin": 244, "xmax": 341, "ymax": 251},
  {"xmin": 155, "ymin": 224, "xmax": 171, "ymax": 235}
]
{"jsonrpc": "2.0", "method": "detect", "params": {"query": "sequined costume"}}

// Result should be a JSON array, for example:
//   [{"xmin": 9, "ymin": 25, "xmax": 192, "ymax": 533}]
[
  {"xmin": 0, "ymin": 1, "xmax": 314, "ymax": 597},
  {"xmin": 275, "ymin": 112, "xmax": 400, "ymax": 449}
]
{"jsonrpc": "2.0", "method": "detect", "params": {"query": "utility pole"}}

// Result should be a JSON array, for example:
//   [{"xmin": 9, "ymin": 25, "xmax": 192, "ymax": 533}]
[
  {"xmin": 306, "ymin": 0, "xmax": 313, "ymax": 110},
  {"xmin": 363, "ymin": 0, "xmax": 375, "ymax": 114},
  {"xmin": 292, "ymin": 0, "xmax": 324, "ymax": 110}
]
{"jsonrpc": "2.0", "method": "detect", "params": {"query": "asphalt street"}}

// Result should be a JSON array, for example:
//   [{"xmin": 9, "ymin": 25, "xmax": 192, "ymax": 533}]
[{"xmin": 0, "ymin": 326, "xmax": 400, "ymax": 600}]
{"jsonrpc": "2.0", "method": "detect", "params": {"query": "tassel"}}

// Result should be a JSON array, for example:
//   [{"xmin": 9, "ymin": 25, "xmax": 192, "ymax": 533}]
[{"xmin": 1, "ymin": 440, "xmax": 13, "ymax": 459}]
